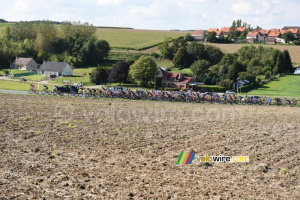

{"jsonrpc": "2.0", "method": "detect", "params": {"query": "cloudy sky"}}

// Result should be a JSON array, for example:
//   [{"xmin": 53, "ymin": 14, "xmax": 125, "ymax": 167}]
[{"xmin": 1, "ymin": 0, "xmax": 299, "ymax": 30}]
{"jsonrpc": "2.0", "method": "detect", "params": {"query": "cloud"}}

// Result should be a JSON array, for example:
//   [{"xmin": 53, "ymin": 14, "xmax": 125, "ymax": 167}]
[
  {"xmin": 97, "ymin": 0, "xmax": 123, "ymax": 5},
  {"xmin": 230, "ymin": 0, "xmax": 271, "ymax": 15}
]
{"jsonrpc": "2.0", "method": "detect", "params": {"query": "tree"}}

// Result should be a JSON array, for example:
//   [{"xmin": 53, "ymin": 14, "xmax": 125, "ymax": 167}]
[
  {"xmin": 80, "ymin": 37, "xmax": 110, "ymax": 65},
  {"xmin": 60, "ymin": 21, "xmax": 96, "ymax": 42},
  {"xmin": 34, "ymin": 21, "xmax": 58, "ymax": 54},
  {"xmin": 206, "ymin": 31, "xmax": 217, "ymax": 43},
  {"xmin": 173, "ymin": 47, "xmax": 189, "ymax": 69},
  {"xmin": 217, "ymin": 79, "xmax": 232, "ymax": 89},
  {"xmin": 282, "ymin": 50, "xmax": 293, "ymax": 73},
  {"xmin": 129, "ymin": 56, "xmax": 157, "ymax": 86},
  {"xmin": 158, "ymin": 39, "xmax": 173, "ymax": 59},
  {"xmin": 108, "ymin": 60, "xmax": 130, "ymax": 84},
  {"xmin": 228, "ymin": 60, "xmax": 243, "ymax": 81},
  {"xmin": 283, "ymin": 31, "xmax": 295, "ymax": 43},
  {"xmin": 190, "ymin": 59, "xmax": 211, "ymax": 78},
  {"xmin": 186, "ymin": 42, "xmax": 206, "ymax": 65},
  {"xmin": 89, "ymin": 67, "xmax": 109, "ymax": 84},
  {"xmin": 204, "ymin": 45, "xmax": 224, "ymax": 65},
  {"xmin": 273, "ymin": 52, "xmax": 285, "ymax": 74}
]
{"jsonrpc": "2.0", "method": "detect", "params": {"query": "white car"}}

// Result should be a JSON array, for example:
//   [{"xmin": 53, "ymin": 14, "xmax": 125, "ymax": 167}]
[{"xmin": 226, "ymin": 90, "xmax": 236, "ymax": 95}]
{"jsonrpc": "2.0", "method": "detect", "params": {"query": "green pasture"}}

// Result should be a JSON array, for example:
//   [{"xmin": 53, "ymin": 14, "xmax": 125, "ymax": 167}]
[
  {"xmin": 169, "ymin": 68, "xmax": 192, "ymax": 76},
  {"xmin": 245, "ymin": 75, "xmax": 300, "ymax": 97},
  {"xmin": 96, "ymin": 29, "xmax": 188, "ymax": 50},
  {"xmin": 0, "ymin": 80, "xmax": 54, "ymax": 91}
]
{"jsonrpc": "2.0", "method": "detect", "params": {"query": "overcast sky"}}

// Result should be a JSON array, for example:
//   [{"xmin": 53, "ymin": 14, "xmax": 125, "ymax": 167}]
[{"xmin": 1, "ymin": 0, "xmax": 299, "ymax": 30}]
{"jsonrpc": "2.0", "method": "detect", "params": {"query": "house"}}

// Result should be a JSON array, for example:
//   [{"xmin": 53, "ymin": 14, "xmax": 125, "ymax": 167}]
[
  {"xmin": 159, "ymin": 69, "xmax": 196, "ymax": 90},
  {"xmin": 192, "ymin": 30, "xmax": 205, "ymax": 41},
  {"xmin": 280, "ymin": 30, "xmax": 288, "ymax": 35},
  {"xmin": 215, "ymin": 31, "xmax": 224, "ymax": 38},
  {"xmin": 260, "ymin": 30, "xmax": 270, "ymax": 37},
  {"xmin": 12, "ymin": 57, "xmax": 38, "ymax": 71},
  {"xmin": 265, "ymin": 38, "xmax": 276, "ymax": 44},
  {"xmin": 236, "ymin": 27, "xmax": 246, "ymax": 32},
  {"xmin": 246, "ymin": 31, "xmax": 264, "ymax": 42},
  {"xmin": 288, "ymin": 29, "xmax": 299, "ymax": 37},
  {"xmin": 208, "ymin": 28, "xmax": 219, "ymax": 32},
  {"xmin": 268, "ymin": 31, "xmax": 282, "ymax": 39},
  {"xmin": 270, "ymin": 28, "xmax": 280, "ymax": 33},
  {"xmin": 38, "ymin": 61, "xmax": 73, "ymax": 76},
  {"xmin": 220, "ymin": 27, "xmax": 230, "ymax": 33},
  {"xmin": 294, "ymin": 66, "xmax": 300, "ymax": 75}
]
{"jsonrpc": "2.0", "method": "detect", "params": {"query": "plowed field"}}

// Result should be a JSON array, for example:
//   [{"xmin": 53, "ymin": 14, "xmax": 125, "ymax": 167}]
[{"xmin": 0, "ymin": 94, "xmax": 299, "ymax": 199}]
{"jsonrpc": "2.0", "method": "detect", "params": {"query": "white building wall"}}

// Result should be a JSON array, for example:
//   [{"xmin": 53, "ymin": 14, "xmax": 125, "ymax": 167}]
[{"xmin": 62, "ymin": 64, "xmax": 73, "ymax": 76}]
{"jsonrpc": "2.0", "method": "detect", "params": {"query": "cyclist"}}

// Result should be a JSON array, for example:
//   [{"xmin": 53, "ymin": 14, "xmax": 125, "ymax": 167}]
[{"xmin": 30, "ymin": 84, "xmax": 36, "ymax": 91}]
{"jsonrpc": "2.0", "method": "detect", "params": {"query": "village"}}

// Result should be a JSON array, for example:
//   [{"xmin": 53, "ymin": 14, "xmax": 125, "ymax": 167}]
[{"xmin": 192, "ymin": 26, "xmax": 300, "ymax": 44}]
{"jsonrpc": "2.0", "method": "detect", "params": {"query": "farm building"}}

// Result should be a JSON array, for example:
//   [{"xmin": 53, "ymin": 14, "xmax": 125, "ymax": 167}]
[
  {"xmin": 12, "ymin": 57, "xmax": 38, "ymax": 71},
  {"xmin": 157, "ymin": 68, "xmax": 196, "ymax": 90},
  {"xmin": 192, "ymin": 30, "xmax": 205, "ymax": 41},
  {"xmin": 246, "ymin": 31, "xmax": 264, "ymax": 43},
  {"xmin": 38, "ymin": 61, "xmax": 73, "ymax": 76}
]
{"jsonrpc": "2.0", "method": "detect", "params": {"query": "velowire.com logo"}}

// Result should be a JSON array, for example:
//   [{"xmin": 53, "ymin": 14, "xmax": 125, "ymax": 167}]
[{"xmin": 176, "ymin": 152, "xmax": 249, "ymax": 164}]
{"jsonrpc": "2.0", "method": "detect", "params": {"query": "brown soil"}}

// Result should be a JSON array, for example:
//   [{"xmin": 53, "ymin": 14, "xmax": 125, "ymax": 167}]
[{"xmin": 0, "ymin": 94, "xmax": 299, "ymax": 199}]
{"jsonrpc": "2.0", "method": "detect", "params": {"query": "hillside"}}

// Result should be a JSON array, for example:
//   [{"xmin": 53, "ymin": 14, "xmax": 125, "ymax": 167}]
[
  {"xmin": 96, "ymin": 28, "xmax": 189, "ymax": 50},
  {"xmin": 246, "ymin": 75, "xmax": 300, "ymax": 97}
]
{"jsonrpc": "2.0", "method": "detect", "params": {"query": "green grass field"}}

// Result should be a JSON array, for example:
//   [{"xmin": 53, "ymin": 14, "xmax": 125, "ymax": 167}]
[
  {"xmin": 96, "ymin": 29, "xmax": 188, "ymax": 50},
  {"xmin": 169, "ymin": 68, "xmax": 192, "ymax": 76},
  {"xmin": 0, "ymin": 80, "xmax": 54, "ymax": 91},
  {"xmin": 246, "ymin": 75, "xmax": 300, "ymax": 97},
  {"xmin": 49, "ymin": 67, "xmax": 97, "ymax": 85}
]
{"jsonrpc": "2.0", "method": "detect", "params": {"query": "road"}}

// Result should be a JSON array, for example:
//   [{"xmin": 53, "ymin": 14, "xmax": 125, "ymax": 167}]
[{"xmin": 0, "ymin": 89, "xmax": 31, "ymax": 95}]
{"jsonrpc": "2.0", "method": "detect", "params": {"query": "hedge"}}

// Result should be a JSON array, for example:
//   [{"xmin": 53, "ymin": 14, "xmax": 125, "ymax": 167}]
[
  {"xmin": 240, "ymin": 83, "xmax": 260, "ymax": 93},
  {"xmin": 193, "ymin": 85, "xmax": 226, "ymax": 93}
]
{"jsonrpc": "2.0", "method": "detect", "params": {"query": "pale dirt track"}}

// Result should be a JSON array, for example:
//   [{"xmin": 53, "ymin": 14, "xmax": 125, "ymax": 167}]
[{"xmin": 0, "ymin": 94, "xmax": 299, "ymax": 199}]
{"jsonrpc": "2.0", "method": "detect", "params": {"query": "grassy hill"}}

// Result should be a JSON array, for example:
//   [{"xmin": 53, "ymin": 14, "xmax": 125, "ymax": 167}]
[
  {"xmin": 246, "ymin": 75, "xmax": 300, "ymax": 97},
  {"xmin": 96, "ymin": 28, "xmax": 189, "ymax": 50}
]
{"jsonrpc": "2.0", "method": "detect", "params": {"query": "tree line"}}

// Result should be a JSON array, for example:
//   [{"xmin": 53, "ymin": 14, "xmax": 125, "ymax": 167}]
[{"xmin": 0, "ymin": 21, "xmax": 110, "ymax": 68}]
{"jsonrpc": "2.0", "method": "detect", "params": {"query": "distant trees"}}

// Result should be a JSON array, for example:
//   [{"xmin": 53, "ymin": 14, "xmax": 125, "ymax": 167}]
[
  {"xmin": 158, "ymin": 36, "xmax": 187, "ymax": 59},
  {"xmin": 89, "ymin": 67, "xmax": 109, "ymax": 84},
  {"xmin": 108, "ymin": 60, "xmax": 130, "ymax": 84},
  {"xmin": 206, "ymin": 31, "xmax": 217, "ymax": 43},
  {"xmin": 173, "ymin": 47, "xmax": 189, "ymax": 69},
  {"xmin": 190, "ymin": 59, "xmax": 211, "ymax": 78},
  {"xmin": 129, "ymin": 56, "xmax": 157, "ymax": 86},
  {"xmin": 283, "ymin": 31, "xmax": 295, "ymax": 43},
  {"xmin": 0, "ymin": 20, "xmax": 110, "ymax": 68}
]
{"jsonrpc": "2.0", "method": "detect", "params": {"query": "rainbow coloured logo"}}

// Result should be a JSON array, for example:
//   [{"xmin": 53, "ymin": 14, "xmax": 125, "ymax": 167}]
[{"xmin": 176, "ymin": 152, "xmax": 196, "ymax": 164}]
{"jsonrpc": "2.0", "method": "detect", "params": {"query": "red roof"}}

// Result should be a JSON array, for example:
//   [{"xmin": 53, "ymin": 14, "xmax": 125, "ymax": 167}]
[
  {"xmin": 236, "ymin": 27, "xmax": 246, "ymax": 32},
  {"xmin": 215, "ymin": 31, "xmax": 223, "ymax": 36},
  {"xmin": 179, "ymin": 76, "xmax": 195, "ymax": 84},
  {"xmin": 280, "ymin": 30, "xmax": 287, "ymax": 34},
  {"xmin": 208, "ymin": 28, "xmax": 219, "ymax": 32},
  {"xmin": 268, "ymin": 31, "xmax": 281, "ymax": 37},
  {"xmin": 260, "ymin": 30, "xmax": 270, "ymax": 35},
  {"xmin": 289, "ymin": 29, "xmax": 298, "ymax": 34},
  {"xmin": 247, "ymin": 31, "xmax": 258, "ymax": 37},
  {"xmin": 192, "ymin": 30, "xmax": 204, "ymax": 35},
  {"xmin": 270, "ymin": 28, "xmax": 280, "ymax": 33},
  {"xmin": 220, "ymin": 27, "xmax": 230, "ymax": 32}
]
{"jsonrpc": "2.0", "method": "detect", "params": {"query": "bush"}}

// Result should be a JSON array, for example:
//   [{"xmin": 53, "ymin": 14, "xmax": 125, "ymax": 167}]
[
  {"xmin": 240, "ymin": 83, "xmax": 260, "ymax": 93},
  {"xmin": 217, "ymin": 79, "xmax": 232, "ymax": 89},
  {"xmin": 194, "ymin": 85, "xmax": 226, "ymax": 92},
  {"xmin": 265, "ymin": 71, "xmax": 271, "ymax": 79},
  {"xmin": 164, "ymin": 87, "xmax": 179, "ymax": 91}
]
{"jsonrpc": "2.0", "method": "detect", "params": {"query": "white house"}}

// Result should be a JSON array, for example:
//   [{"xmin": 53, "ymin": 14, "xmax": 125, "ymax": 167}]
[
  {"xmin": 38, "ymin": 61, "xmax": 73, "ymax": 76},
  {"xmin": 294, "ymin": 66, "xmax": 300, "ymax": 75},
  {"xmin": 12, "ymin": 57, "xmax": 38, "ymax": 71}
]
